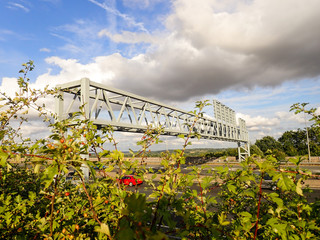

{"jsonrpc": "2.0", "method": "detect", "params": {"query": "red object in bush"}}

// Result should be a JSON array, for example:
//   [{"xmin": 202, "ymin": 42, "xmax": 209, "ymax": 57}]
[{"xmin": 118, "ymin": 175, "xmax": 143, "ymax": 186}]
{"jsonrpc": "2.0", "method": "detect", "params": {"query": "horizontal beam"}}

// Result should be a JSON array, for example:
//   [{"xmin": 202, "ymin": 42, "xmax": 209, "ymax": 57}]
[{"xmin": 55, "ymin": 78, "xmax": 249, "ymax": 143}]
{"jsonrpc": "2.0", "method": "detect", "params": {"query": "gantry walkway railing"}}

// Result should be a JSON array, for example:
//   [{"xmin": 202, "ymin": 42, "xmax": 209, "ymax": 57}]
[{"xmin": 55, "ymin": 78, "xmax": 249, "ymax": 160}]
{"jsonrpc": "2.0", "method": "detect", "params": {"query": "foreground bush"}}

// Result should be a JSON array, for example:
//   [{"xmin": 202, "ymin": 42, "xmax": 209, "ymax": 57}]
[{"xmin": 0, "ymin": 62, "xmax": 320, "ymax": 239}]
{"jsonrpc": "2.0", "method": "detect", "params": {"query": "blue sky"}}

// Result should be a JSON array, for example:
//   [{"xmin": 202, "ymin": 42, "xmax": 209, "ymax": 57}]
[
  {"xmin": 0, "ymin": 0, "xmax": 170, "ymax": 76},
  {"xmin": 1, "ymin": 0, "xmax": 320, "ymax": 150}
]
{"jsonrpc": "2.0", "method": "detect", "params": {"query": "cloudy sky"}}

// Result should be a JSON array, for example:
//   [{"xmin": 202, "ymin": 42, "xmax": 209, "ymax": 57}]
[{"xmin": 0, "ymin": 0, "xmax": 319, "ymax": 150}]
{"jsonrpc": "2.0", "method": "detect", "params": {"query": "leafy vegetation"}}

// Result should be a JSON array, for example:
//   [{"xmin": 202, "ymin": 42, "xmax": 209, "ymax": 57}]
[
  {"xmin": 255, "ymin": 127, "xmax": 320, "ymax": 158},
  {"xmin": 134, "ymin": 148, "xmax": 238, "ymax": 159},
  {"xmin": 0, "ymin": 62, "xmax": 320, "ymax": 239}
]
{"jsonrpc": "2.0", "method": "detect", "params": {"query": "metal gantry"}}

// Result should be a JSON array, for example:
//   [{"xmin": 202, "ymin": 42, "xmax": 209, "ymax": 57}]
[{"xmin": 55, "ymin": 78, "xmax": 250, "ymax": 161}]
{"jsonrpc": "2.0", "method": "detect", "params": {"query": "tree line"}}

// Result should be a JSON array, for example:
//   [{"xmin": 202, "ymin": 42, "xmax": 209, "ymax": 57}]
[
  {"xmin": 205, "ymin": 126, "xmax": 320, "ymax": 160},
  {"xmin": 253, "ymin": 126, "xmax": 320, "ymax": 160}
]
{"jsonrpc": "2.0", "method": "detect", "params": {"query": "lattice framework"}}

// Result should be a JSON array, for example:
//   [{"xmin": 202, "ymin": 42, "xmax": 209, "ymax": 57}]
[{"xmin": 55, "ymin": 78, "xmax": 250, "ymax": 160}]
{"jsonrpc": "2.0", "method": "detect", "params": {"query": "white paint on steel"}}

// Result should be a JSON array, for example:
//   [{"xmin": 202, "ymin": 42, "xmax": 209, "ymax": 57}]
[{"xmin": 55, "ymin": 79, "xmax": 250, "ymax": 157}]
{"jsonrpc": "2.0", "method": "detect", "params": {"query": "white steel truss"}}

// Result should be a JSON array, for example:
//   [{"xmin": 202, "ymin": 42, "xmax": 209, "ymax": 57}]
[
  {"xmin": 238, "ymin": 142, "xmax": 250, "ymax": 161},
  {"xmin": 55, "ymin": 78, "xmax": 249, "ymax": 145}
]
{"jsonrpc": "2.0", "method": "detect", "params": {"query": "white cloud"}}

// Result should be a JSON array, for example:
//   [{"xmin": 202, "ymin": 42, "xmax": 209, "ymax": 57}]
[
  {"xmin": 40, "ymin": 48, "xmax": 51, "ymax": 53},
  {"xmin": 0, "ymin": 77, "xmax": 18, "ymax": 97},
  {"xmin": 237, "ymin": 110, "xmax": 311, "ymax": 133},
  {"xmin": 2, "ymin": 0, "xmax": 320, "ymax": 148},
  {"xmin": 98, "ymin": 30, "xmax": 158, "ymax": 44},
  {"xmin": 7, "ymin": 2, "xmax": 30, "ymax": 12},
  {"xmin": 249, "ymin": 127, "xmax": 271, "ymax": 132},
  {"xmin": 0, "ymin": 29, "xmax": 15, "ymax": 41},
  {"xmin": 235, "ymin": 108, "xmax": 319, "ymax": 142},
  {"xmin": 38, "ymin": 0, "xmax": 320, "ymax": 102},
  {"xmin": 50, "ymin": 19, "xmax": 108, "ymax": 59},
  {"xmin": 20, "ymin": 122, "xmax": 49, "ymax": 138},
  {"xmin": 88, "ymin": 0, "xmax": 148, "ymax": 32},
  {"xmin": 237, "ymin": 113, "xmax": 280, "ymax": 128},
  {"xmin": 0, "ymin": 77, "xmax": 56, "ymax": 117},
  {"xmin": 275, "ymin": 111, "xmax": 305, "ymax": 124},
  {"xmin": 35, "ymin": 56, "xmax": 116, "ymax": 87},
  {"xmin": 0, "ymin": 77, "xmax": 56, "ymax": 143}
]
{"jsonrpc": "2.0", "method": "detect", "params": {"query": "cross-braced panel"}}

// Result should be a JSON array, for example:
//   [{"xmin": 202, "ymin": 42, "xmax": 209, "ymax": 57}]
[{"xmin": 55, "ymin": 78, "xmax": 249, "ymax": 143}]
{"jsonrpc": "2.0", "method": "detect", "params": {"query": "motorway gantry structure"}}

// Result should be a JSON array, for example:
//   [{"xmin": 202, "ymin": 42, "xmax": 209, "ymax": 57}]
[{"xmin": 55, "ymin": 78, "xmax": 250, "ymax": 161}]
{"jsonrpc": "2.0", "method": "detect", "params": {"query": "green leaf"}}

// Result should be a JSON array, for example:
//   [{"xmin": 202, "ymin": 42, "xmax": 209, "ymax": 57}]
[
  {"xmin": 109, "ymin": 150, "xmax": 124, "ymax": 161},
  {"xmin": 62, "ymin": 165, "xmax": 69, "ymax": 174},
  {"xmin": 96, "ymin": 136, "xmax": 103, "ymax": 144},
  {"xmin": 215, "ymin": 166, "xmax": 229, "ymax": 174},
  {"xmin": 288, "ymin": 157, "xmax": 305, "ymax": 166},
  {"xmin": 0, "ymin": 130, "xmax": 6, "ymax": 140},
  {"xmin": 116, "ymin": 218, "xmax": 135, "ymax": 240},
  {"xmin": 227, "ymin": 183, "xmax": 237, "ymax": 193},
  {"xmin": 34, "ymin": 164, "xmax": 41, "ymax": 174},
  {"xmin": 125, "ymin": 193, "xmax": 146, "ymax": 214},
  {"xmin": 218, "ymin": 212, "xmax": 230, "ymax": 226},
  {"xmin": 0, "ymin": 150, "xmax": 9, "ymax": 167},
  {"xmin": 95, "ymin": 223, "xmax": 110, "ymax": 236},
  {"xmin": 177, "ymin": 134, "xmax": 185, "ymax": 139},
  {"xmin": 275, "ymin": 172, "xmax": 295, "ymax": 191},
  {"xmin": 296, "ymin": 178, "xmax": 303, "ymax": 196},
  {"xmin": 269, "ymin": 193, "xmax": 283, "ymax": 207},
  {"xmin": 240, "ymin": 212, "xmax": 252, "ymax": 223},
  {"xmin": 41, "ymin": 164, "xmax": 59, "ymax": 189},
  {"xmin": 104, "ymin": 165, "xmax": 114, "ymax": 172},
  {"xmin": 99, "ymin": 150, "xmax": 110, "ymax": 158}
]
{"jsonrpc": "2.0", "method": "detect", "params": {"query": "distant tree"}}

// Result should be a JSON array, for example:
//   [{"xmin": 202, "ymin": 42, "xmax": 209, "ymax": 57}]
[
  {"xmin": 309, "ymin": 127, "xmax": 320, "ymax": 156},
  {"xmin": 290, "ymin": 102, "xmax": 320, "ymax": 157},
  {"xmin": 226, "ymin": 148, "xmax": 238, "ymax": 157},
  {"xmin": 278, "ymin": 131, "xmax": 299, "ymax": 156},
  {"xmin": 310, "ymin": 141, "xmax": 320, "ymax": 156},
  {"xmin": 293, "ymin": 129, "xmax": 309, "ymax": 155},
  {"xmin": 205, "ymin": 148, "xmax": 237, "ymax": 158},
  {"xmin": 278, "ymin": 127, "xmax": 320, "ymax": 156},
  {"xmin": 213, "ymin": 151, "xmax": 225, "ymax": 158},
  {"xmin": 250, "ymin": 144, "xmax": 264, "ymax": 157},
  {"xmin": 255, "ymin": 136, "xmax": 282, "ymax": 155},
  {"xmin": 272, "ymin": 149, "xmax": 286, "ymax": 161}
]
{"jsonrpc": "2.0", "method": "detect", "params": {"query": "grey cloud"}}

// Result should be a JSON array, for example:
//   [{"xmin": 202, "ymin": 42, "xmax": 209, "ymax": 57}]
[
  {"xmin": 112, "ymin": 1, "xmax": 319, "ymax": 101},
  {"xmin": 116, "ymin": 0, "xmax": 320, "ymax": 101},
  {"xmin": 38, "ymin": 0, "xmax": 320, "ymax": 103}
]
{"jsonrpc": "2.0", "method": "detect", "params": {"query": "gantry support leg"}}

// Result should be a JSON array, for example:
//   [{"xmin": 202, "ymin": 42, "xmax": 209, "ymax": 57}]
[{"xmin": 238, "ymin": 142, "xmax": 250, "ymax": 162}]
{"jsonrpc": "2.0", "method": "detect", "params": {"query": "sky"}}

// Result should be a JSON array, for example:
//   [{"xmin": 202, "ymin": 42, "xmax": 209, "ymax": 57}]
[{"xmin": 0, "ymin": 0, "xmax": 320, "ymax": 151}]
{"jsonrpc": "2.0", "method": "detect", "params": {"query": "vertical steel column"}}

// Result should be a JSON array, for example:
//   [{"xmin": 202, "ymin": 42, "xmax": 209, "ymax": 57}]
[
  {"xmin": 80, "ymin": 78, "xmax": 90, "ymax": 120},
  {"xmin": 238, "ymin": 142, "xmax": 250, "ymax": 162},
  {"xmin": 80, "ymin": 78, "xmax": 90, "ymax": 181},
  {"xmin": 55, "ymin": 88, "xmax": 64, "ymax": 121}
]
